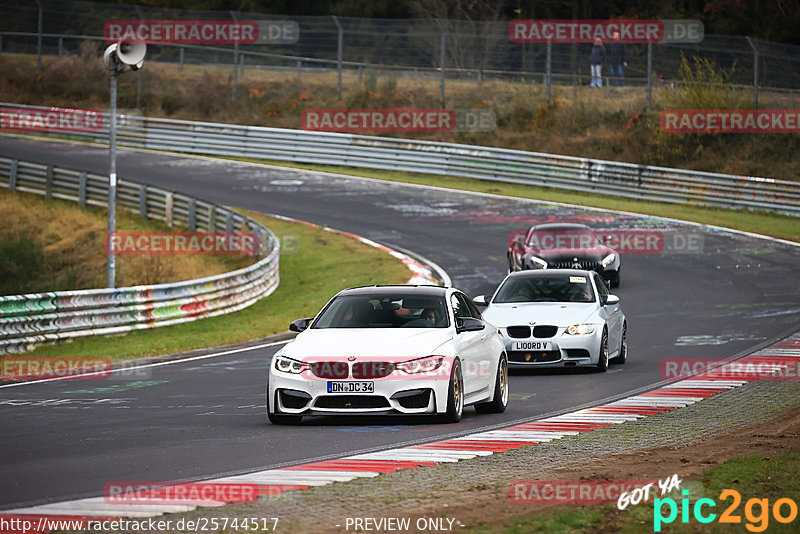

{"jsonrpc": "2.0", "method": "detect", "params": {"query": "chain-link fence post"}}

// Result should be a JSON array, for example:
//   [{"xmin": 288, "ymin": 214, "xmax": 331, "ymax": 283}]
[
  {"xmin": 35, "ymin": 0, "xmax": 42, "ymax": 75},
  {"xmin": 745, "ymin": 36, "xmax": 758, "ymax": 108},
  {"xmin": 179, "ymin": 46, "xmax": 184, "ymax": 70},
  {"xmin": 436, "ymin": 19, "xmax": 445, "ymax": 108},
  {"xmin": 546, "ymin": 41, "xmax": 552, "ymax": 105},
  {"xmin": 332, "ymin": 16, "xmax": 343, "ymax": 101},
  {"xmin": 231, "ymin": 11, "xmax": 238, "ymax": 103},
  {"xmin": 134, "ymin": 5, "xmax": 144, "ymax": 109},
  {"xmin": 647, "ymin": 42, "xmax": 653, "ymax": 112},
  {"xmin": 238, "ymin": 18, "xmax": 246, "ymax": 77}
]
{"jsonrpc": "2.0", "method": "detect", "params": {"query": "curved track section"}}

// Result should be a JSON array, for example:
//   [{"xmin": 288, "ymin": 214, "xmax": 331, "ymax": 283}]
[{"xmin": 1, "ymin": 136, "xmax": 799, "ymax": 509}]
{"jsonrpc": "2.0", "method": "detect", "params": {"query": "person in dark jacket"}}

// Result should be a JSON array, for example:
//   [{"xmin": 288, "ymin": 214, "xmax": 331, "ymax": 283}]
[
  {"xmin": 589, "ymin": 37, "xmax": 605, "ymax": 88},
  {"xmin": 607, "ymin": 30, "xmax": 628, "ymax": 87}
]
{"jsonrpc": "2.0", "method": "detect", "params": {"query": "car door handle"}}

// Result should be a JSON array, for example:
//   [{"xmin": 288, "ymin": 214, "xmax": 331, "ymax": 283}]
[{"xmin": 480, "ymin": 333, "xmax": 486, "ymax": 340}]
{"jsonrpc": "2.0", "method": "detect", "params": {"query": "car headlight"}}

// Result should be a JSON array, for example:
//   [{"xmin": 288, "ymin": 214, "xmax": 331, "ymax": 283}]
[
  {"xmin": 273, "ymin": 356, "xmax": 307, "ymax": 374},
  {"xmin": 528, "ymin": 255, "xmax": 548, "ymax": 269},
  {"xmin": 397, "ymin": 356, "xmax": 445, "ymax": 374},
  {"xmin": 601, "ymin": 253, "xmax": 616, "ymax": 268},
  {"xmin": 565, "ymin": 324, "xmax": 596, "ymax": 335}
]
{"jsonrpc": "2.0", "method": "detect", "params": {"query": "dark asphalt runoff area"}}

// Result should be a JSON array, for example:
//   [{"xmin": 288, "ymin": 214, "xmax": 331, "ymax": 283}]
[{"xmin": 1, "ymin": 135, "xmax": 799, "ymax": 509}]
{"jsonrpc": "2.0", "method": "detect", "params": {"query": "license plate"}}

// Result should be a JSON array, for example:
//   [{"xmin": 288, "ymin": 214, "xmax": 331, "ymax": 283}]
[
  {"xmin": 514, "ymin": 341, "xmax": 551, "ymax": 351},
  {"xmin": 327, "ymin": 381, "xmax": 374, "ymax": 393}
]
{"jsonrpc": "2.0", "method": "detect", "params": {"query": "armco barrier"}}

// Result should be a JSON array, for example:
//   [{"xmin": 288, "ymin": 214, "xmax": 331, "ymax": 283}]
[
  {"xmin": 0, "ymin": 156, "xmax": 280, "ymax": 354},
  {"xmin": 2, "ymin": 103, "xmax": 799, "ymax": 216}
]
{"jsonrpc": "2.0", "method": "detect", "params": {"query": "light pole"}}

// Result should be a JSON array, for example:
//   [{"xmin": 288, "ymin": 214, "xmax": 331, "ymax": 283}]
[{"xmin": 103, "ymin": 42, "xmax": 146, "ymax": 288}]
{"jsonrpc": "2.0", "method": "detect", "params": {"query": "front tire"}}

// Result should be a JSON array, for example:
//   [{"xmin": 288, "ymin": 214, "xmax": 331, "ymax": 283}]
[
  {"xmin": 612, "ymin": 323, "xmax": 627, "ymax": 364},
  {"xmin": 595, "ymin": 329, "xmax": 609, "ymax": 372},
  {"xmin": 475, "ymin": 355, "xmax": 508, "ymax": 414},
  {"xmin": 440, "ymin": 358, "xmax": 464, "ymax": 423}
]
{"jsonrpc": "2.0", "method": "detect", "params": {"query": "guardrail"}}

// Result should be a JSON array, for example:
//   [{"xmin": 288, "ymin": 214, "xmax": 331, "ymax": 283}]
[
  {"xmin": 0, "ymin": 156, "xmax": 280, "ymax": 354},
  {"xmin": 2, "ymin": 102, "xmax": 798, "ymax": 216}
]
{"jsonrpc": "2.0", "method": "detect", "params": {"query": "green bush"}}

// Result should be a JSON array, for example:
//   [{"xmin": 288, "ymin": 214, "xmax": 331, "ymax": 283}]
[
  {"xmin": 649, "ymin": 55, "xmax": 751, "ymax": 165},
  {"xmin": 0, "ymin": 234, "xmax": 46, "ymax": 295}
]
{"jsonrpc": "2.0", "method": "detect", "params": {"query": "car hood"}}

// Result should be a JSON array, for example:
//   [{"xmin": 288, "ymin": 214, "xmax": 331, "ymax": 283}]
[
  {"xmin": 482, "ymin": 302, "xmax": 597, "ymax": 327},
  {"xmin": 281, "ymin": 328, "xmax": 452, "ymax": 359}
]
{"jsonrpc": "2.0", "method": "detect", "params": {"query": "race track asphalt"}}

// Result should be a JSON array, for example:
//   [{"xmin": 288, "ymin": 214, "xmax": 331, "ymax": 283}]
[{"xmin": 1, "ymin": 136, "xmax": 799, "ymax": 509}]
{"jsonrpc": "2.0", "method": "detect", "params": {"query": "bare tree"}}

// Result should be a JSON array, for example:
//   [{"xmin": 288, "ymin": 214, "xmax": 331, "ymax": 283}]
[{"xmin": 409, "ymin": 0, "xmax": 511, "ymax": 70}]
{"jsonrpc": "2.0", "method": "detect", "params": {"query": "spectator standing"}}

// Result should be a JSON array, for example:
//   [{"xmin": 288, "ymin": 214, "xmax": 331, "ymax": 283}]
[
  {"xmin": 589, "ymin": 37, "xmax": 605, "ymax": 88},
  {"xmin": 607, "ymin": 30, "xmax": 628, "ymax": 87}
]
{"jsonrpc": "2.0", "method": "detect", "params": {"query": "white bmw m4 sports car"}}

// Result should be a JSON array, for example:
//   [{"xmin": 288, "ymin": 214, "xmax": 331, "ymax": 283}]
[
  {"xmin": 267, "ymin": 285, "xmax": 508, "ymax": 424},
  {"xmin": 474, "ymin": 269, "xmax": 626, "ymax": 372}
]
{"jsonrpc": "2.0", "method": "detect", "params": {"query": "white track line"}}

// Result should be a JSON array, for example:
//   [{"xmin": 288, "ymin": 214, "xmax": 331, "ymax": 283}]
[{"xmin": 0, "ymin": 341, "xmax": 289, "ymax": 389}]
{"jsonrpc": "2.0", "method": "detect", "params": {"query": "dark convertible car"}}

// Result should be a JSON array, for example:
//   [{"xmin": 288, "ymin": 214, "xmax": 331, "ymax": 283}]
[{"xmin": 507, "ymin": 223, "xmax": 621, "ymax": 287}]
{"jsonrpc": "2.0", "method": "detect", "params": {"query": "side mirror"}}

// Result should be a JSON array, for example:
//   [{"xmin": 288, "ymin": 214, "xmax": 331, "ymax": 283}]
[
  {"xmin": 456, "ymin": 317, "xmax": 485, "ymax": 333},
  {"xmin": 473, "ymin": 295, "xmax": 488, "ymax": 306},
  {"xmin": 603, "ymin": 294, "xmax": 620, "ymax": 306},
  {"xmin": 289, "ymin": 317, "xmax": 313, "ymax": 332}
]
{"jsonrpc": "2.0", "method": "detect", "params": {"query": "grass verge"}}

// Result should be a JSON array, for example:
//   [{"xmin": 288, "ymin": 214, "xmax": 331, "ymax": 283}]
[
  {"xmin": 468, "ymin": 450, "xmax": 800, "ymax": 533},
  {"xmin": 0, "ymin": 189, "xmax": 251, "ymax": 294},
  {"xmin": 230, "ymin": 158, "xmax": 800, "ymax": 244},
  {"xmin": 19, "ymin": 210, "xmax": 412, "ymax": 361}
]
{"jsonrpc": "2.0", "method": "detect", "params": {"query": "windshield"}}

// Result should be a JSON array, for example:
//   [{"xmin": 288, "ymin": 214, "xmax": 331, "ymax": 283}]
[
  {"xmin": 494, "ymin": 275, "xmax": 595, "ymax": 303},
  {"xmin": 311, "ymin": 294, "xmax": 450, "ymax": 329},
  {"xmin": 526, "ymin": 228, "xmax": 603, "ymax": 250}
]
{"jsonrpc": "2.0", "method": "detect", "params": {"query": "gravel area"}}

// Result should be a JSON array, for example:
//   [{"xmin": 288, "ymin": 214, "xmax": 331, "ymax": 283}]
[{"xmin": 148, "ymin": 377, "xmax": 800, "ymax": 534}]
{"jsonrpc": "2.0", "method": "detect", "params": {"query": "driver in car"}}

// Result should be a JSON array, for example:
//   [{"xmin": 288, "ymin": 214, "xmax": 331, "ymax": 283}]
[
  {"xmin": 341, "ymin": 301, "xmax": 373, "ymax": 327},
  {"xmin": 421, "ymin": 308, "xmax": 437, "ymax": 325}
]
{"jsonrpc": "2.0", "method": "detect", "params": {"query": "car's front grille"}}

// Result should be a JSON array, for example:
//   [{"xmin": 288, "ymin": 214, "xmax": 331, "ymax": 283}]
[
  {"xmin": 507, "ymin": 325, "xmax": 531, "ymax": 338},
  {"xmin": 310, "ymin": 362, "xmax": 349, "ymax": 379},
  {"xmin": 508, "ymin": 350, "xmax": 561, "ymax": 363},
  {"xmin": 315, "ymin": 396, "xmax": 390, "ymax": 409},
  {"xmin": 550, "ymin": 260, "xmax": 600, "ymax": 270},
  {"xmin": 352, "ymin": 361, "xmax": 395, "ymax": 379},
  {"xmin": 532, "ymin": 325, "xmax": 558, "ymax": 338}
]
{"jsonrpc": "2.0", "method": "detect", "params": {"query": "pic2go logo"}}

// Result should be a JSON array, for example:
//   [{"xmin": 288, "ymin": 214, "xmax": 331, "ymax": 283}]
[{"xmin": 653, "ymin": 489, "xmax": 798, "ymax": 532}]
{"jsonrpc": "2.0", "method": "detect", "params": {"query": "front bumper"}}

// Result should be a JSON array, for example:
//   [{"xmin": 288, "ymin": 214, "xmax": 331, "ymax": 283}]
[
  {"xmin": 502, "ymin": 328, "xmax": 602, "ymax": 368},
  {"xmin": 268, "ymin": 371, "xmax": 451, "ymax": 416}
]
